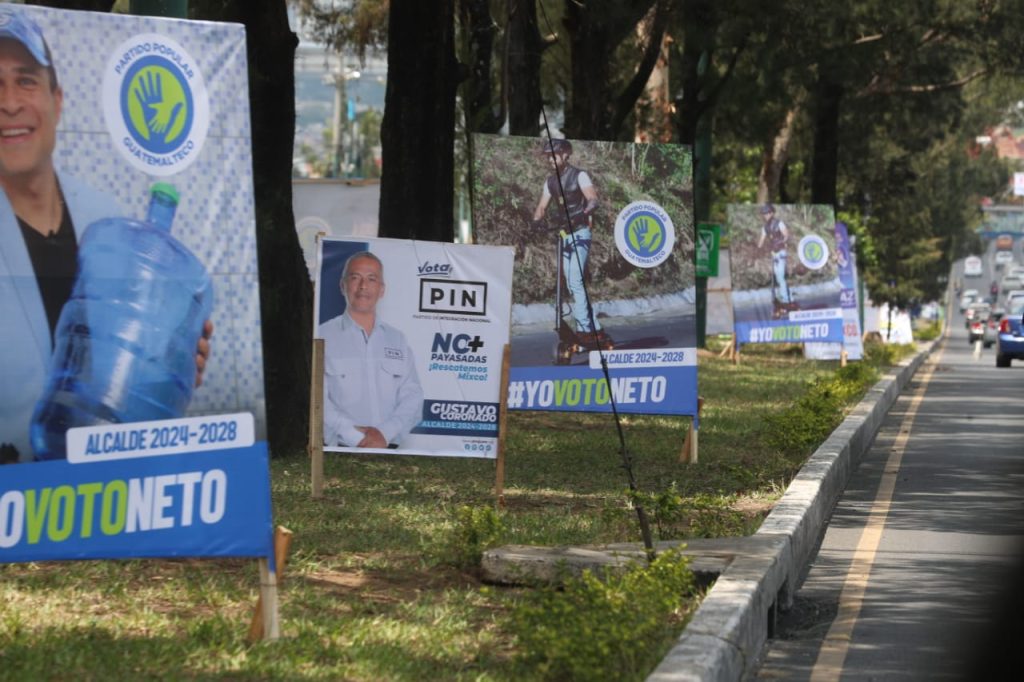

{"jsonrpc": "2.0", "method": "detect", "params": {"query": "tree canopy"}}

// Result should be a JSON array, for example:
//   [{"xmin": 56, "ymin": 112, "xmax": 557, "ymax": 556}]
[{"xmin": 295, "ymin": 0, "xmax": 1022, "ymax": 308}]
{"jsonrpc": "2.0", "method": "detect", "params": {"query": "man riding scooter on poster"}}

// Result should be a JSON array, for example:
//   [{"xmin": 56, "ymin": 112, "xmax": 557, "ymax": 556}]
[
  {"xmin": 757, "ymin": 203, "xmax": 799, "ymax": 318},
  {"xmin": 531, "ymin": 139, "xmax": 613, "ymax": 354}
]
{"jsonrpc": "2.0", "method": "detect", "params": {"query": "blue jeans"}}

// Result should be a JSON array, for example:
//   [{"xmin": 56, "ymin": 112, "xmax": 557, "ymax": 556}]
[
  {"xmin": 562, "ymin": 228, "xmax": 600, "ymax": 332},
  {"xmin": 772, "ymin": 250, "xmax": 791, "ymax": 303}
]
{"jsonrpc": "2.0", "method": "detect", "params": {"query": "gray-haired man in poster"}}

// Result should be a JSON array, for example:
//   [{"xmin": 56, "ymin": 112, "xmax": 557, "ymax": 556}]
[{"xmin": 319, "ymin": 251, "xmax": 423, "ymax": 448}]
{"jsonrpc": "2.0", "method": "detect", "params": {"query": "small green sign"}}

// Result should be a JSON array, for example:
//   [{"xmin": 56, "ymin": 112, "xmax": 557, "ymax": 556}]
[{"xmin": 695, "ymin": 222, "xmax": 721, "ymax": 277}]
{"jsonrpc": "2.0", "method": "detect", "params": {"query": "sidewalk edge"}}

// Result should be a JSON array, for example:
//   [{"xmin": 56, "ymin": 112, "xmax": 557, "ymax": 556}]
[{"xmin": 647, "ymin": 340, "xmax": 937, "ymax": 681}]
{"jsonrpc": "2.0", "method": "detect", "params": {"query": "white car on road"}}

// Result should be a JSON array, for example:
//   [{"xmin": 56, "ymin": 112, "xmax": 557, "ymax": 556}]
[{"xmin": 995, "ymin": 250, "xmax": 1015, "ymax": 267}]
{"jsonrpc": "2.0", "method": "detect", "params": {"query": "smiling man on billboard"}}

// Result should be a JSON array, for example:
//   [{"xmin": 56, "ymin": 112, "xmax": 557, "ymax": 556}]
[{"xmin": 319, "ymin": 251, "xmax": 423, "ymax": 449}]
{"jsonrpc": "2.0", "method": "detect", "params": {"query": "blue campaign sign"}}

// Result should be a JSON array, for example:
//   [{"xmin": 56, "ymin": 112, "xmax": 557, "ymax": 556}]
[
  {"xmin": 0, "ymin": 6, "xmax": 267, "ymax": 467},
  {"xmin": 470, "ymin": 136, "xmax": 698, "ymax": 418},
  {"xmin": 727, "ymin": 204, "xmax": 844, "ymax": 346},
  {"xmin": 734, "ymin": 317, "xmax": 844, "ymax": 345},
  {"xmin": 507, "ymin": 363, "xmax": 699, "ymax": 416},
  {"xmin": 0, "ymin": 442, "xmax": 273, "ymax": 565}
]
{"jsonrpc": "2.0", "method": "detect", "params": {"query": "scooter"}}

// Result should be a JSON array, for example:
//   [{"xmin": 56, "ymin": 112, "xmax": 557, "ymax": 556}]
[{"xmin": 554, "ymin": 230, "xmax": 614, "ymax": 365}]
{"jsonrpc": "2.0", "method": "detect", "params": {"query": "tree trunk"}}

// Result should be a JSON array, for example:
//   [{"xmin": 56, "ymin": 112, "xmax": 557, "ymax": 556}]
[
  {"xmin": 673, "ymin": 0, "xmax": 714, "ymax": 146},
  {"xmin": 610, "ymin": 0, "xmax": 671, "ymax": 141},
  {"xmin": 380, "ymin": 0, "xmax": 457, "ymax": 242},
  {"xmin": 810, "ymin": 72, "xmax": 843, "ymax": 207},
  {"xmin": 506, "ymin": 0, "xmax": 543, "ymax": 136},
  {"xmin": 191, "ymin": 0, "xmax": 309, "ymax": 457},
  {"xmin": 562, "ymin": 1, "xmax": 660, "ymax": 140},
  {"xmin": 758, "ymin": 103, "xmax": 801, "ymax": 203},
  {"xmin": 633, "ymin": 10, "xmax": 673, "ymax": 143},
  {"xmin": 563, "ymin": 1, "xmax": 613, "ymax": 139},
  {"xmin": 459, "ymin": 0, "xmax": 501, "ymax": 134}
]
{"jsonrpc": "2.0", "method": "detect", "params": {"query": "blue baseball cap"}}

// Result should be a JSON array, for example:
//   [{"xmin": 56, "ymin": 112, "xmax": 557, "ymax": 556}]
[
  {"xmin": 760, "ymin": 204, "xmax": 775, "ymax": 214},
  {"xmin": 0, "ymin": 8, "xmax": 51, "ymax": 68}
]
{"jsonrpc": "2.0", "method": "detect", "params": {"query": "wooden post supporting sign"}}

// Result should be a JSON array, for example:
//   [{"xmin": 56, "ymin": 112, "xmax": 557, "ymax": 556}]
[
  {"xmin": 494, "ymin": 344, "xmax": 511, "ymax": 509},
  {"xmin": 679, "ymin": 396, "xmax": 705, "ymax": 464},
  {"xmin": 309, "ymin": 338, "xmax": 325, "ymax": 498},
  {"xmin": 248, "ymin": 525, "xmax": 293, "ymax": 642}
]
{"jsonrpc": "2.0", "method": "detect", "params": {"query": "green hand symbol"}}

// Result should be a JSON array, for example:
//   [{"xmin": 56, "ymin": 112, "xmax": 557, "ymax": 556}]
[{"xmin": 134, "ymin": 70, "xmax": 183, "ymax": 141}]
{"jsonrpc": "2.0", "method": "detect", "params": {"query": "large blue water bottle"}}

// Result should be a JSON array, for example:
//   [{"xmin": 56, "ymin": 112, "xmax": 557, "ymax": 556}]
[{"xmin": 30, "ymin": 183, "xmax": 214, "ymax": 460}]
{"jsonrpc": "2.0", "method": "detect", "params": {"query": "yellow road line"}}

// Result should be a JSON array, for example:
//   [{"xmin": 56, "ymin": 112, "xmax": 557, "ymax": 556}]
[{"xmin": 809, "ymin": 345, "xmax": 944, "ymax": 681}]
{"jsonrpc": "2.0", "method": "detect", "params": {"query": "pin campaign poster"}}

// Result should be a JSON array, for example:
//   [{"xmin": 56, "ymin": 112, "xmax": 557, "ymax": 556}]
[
  {"xmin": 470, "ymin": 134, "xmax": 698, "ymax": 417},
  {"xmin": 727, "ymin": 204, "xmax": 843, "ymax": 346},
  {"xmin": 314, "ymin": 237, "xmax": 514, "ymax": 459}
]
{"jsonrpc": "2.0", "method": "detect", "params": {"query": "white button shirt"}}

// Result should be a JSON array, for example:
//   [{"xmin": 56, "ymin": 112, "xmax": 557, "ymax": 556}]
[{"xmin": 318, "ymin": 312, "xmax": 423, "ymax": 447}]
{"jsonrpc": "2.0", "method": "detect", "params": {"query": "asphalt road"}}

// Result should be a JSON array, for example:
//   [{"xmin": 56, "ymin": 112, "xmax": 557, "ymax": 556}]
[{"xmin": 754, "ymin": 299, "xmax": 1024, "ymax": 680}]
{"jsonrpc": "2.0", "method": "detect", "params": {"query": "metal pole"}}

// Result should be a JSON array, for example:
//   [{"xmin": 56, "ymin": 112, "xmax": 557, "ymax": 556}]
[
  {"xmin": 694, "ymin": 51, "xmax": 712, "ymax": 348},
  {"xmin": 331, "ymin": 73, "xmax": 345, "ymax": 178}
]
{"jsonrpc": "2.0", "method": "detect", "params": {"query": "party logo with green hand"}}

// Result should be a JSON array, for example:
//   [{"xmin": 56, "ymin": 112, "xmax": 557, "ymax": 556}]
[
  {"xmin": 614, "ymin": 201, "xmax": 676, "ymax": 268},
  {"xmin": 797, "ymin": 235, "xmax": 830, "ymax": 271},
  {"xmin": 104, "ymin": 34, "xmax": 210, "ymax": 176},
  {"xmin": 126, "ymin": 64, "xmax": 189, "ymax": 149}
]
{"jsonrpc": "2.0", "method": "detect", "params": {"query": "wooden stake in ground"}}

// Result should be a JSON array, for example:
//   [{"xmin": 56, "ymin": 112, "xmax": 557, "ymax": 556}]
[
  {"xmin": 731, "ymin": 336, "xmax": 740, "ymax": 365},
  {"xmin": 840, "ymin": 348, "xmax": 848, "ymax": 367},
  {"xmin": 679, "ymin": 396, "xmax": 705, "ymax": 464},
  {"xmin": 248, "ymin": 526, "xmax": 294, "ymax": 642},
  {"xmin": 309, "ymin": 338, "xmax": 325, "ymax": 498},
  {"xmin": 718, "ymin": 334, "xmax": 734, "ymax": 358},
  {"xmin": 494, "ymin": 343, "xmax": 511, "ymax": 509}
]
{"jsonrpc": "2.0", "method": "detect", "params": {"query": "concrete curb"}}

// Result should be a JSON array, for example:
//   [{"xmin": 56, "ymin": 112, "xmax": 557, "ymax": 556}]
[{"xmin": 646, "ymin": 340, "xmax": 938, "ymax": 681}]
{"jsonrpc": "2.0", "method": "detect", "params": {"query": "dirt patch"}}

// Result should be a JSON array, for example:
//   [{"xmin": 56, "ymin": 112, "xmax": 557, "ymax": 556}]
[
  {"xmin": 501, "ymin": 491, "xmax": 612, "ymax": 511},
  {"xmin": 304, "ymin": 563, "xmax": 481, "ymax": 604},
  {"xmin": 732, "ymin": 498, "xmax": 775, "ymax": 517}
]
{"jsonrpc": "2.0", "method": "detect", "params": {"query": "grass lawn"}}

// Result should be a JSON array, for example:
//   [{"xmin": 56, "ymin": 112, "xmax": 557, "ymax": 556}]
[{"xmin": 0, "ymin": 341, "xmax": 905, "ymax": 680}]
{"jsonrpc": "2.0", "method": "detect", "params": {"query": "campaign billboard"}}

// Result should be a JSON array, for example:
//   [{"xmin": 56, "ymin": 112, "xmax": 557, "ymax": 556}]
[
  {"xmin": 0, "ymin": 415, "xmax": 271, "ymax": 564},
  {"xmin": 727, "ymin": 204, "xmax": 843, "ymax": 346},
  {"xmin": 470, "ymin": 134, "xmax": 698, "ymax": 417},
  {"xmin": 805, "ymin": 222, "xmax": 864, "ymax": 360},
  {"xmin": 0, "ymin": 6, "xmax": 272, "ymax": 565},
  {"xmin": 314, "ymin": 237, "xmax": 514, "ymax": 458},
  {"xmin": 0, "ymin": 5, "xmax": 266, "ymax": 464}
]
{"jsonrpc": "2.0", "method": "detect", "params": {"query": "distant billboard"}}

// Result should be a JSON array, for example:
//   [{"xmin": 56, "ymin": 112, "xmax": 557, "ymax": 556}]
[
  {"xmin": 728, "ymin": 204, "xmax": 843, "ymax": 346},
  {"xmin": 470, "ymin": 134, "xmax": 698, "ymax": 417}
]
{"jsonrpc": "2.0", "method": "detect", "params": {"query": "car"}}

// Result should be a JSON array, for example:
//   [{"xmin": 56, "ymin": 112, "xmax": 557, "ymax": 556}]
[
  {"xmin": 964, "ymin": 256, "xmax": 983, "ymax": 277},
  {"xmin": 995, "ymin": 299, "xmax": 1024, "ymax": 367},
  {"xmin": 1008, "ymin": 264, "xmax": 1024, "ymax": 279},
  {"xmin": 1001, "ymin": 274, "xmax": 1023, "ymax": 294},
  {"xmin": 959, "ymin": 289, "xmax": 980, "ymax": 312},
  {"xmin": 995, "ymin": 250, "xmax": 1015, "ymax": 267},
  {"xmin": 983, "ymin": 308, "xmax": 1005, "ymax": 348},
  {"xmin": 1005, "ymin": 289, "xmax": 1024, "ymax": 309},
  {"xmin": 996, "ymin": 234, "xmax": 1014, "ymax": 250}
]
